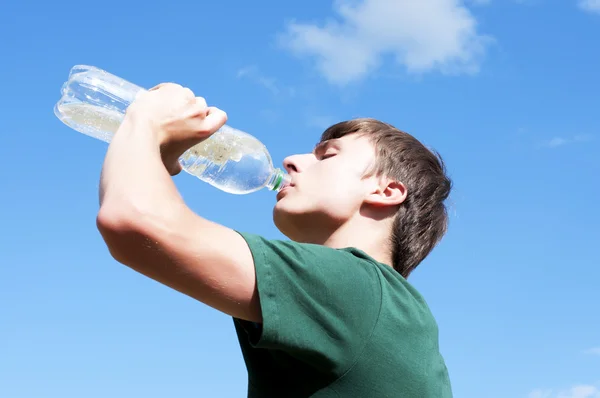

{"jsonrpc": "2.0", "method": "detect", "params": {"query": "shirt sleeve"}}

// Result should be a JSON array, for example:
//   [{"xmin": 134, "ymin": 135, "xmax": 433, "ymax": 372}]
[{"xmin": 234, "ymin": 231, "xmax": 383, "ymax": 375}]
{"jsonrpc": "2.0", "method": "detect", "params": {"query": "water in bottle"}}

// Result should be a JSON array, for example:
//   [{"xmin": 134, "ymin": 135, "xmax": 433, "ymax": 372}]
[{"xmin": 54, "ymin": 65, "xmax": 291, "ymax": 194}]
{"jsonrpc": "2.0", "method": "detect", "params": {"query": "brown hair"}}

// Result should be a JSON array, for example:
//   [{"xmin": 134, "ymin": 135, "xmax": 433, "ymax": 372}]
[{"xmin": 320, "ymin": 118, "xmax": 452, "ymax": 278}]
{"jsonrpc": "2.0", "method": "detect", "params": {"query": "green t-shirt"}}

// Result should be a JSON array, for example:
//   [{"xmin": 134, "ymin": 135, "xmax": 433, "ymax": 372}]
[{"xmin": 233, "ymin": 232, "xmax": 452, "ymax": 398}]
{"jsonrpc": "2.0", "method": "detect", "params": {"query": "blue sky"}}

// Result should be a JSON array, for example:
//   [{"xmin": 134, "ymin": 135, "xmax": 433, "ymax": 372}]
[{"xmin": 1, "ymin": 0, "xmax": 599, "ymax": 397}]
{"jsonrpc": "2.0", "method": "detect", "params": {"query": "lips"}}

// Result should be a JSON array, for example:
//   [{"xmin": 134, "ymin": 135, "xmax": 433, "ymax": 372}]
[{"xmin": 276, "ymin": 184, "xmax": 294, "ymax": 200}]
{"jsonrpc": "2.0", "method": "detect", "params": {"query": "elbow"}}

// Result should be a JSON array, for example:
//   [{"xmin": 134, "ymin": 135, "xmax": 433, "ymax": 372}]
[
  {"xmin": 97, "ymin": 202, "xmax": 140, "ymax": 237},
  {"xmin": 96, "ymin": 202, "xmax": 152, "ymax": 264}
]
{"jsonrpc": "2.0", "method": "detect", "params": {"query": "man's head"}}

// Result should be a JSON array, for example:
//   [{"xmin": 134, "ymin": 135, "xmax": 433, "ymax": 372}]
[{"xmin": 273, "ymin": 118, "xmax": 452, "ymax": 278}]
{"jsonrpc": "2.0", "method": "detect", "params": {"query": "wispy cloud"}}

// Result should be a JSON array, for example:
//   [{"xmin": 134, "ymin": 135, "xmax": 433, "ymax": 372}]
[
  {"xmin": 584, "ymin": 347, "xmax": 600, "ymax": 356},
  {"xmin": 277, "ymin": 0, "xmax": 493, "ymax": 86},
  {"xmin": 542, "ymin": 134, "xmax": 594, "ymax": 148},
  {"xmin": 528, "ymin": 385, "xmax": 600, "ymax": 398},
  {"xmin": 468, "ymin": 0, "xmax": 492, "ymax": 6},
  {"xmin": 529, "ymin": 389, "xmax": 553, "ymax": 398},
  {"xmin": 545, "ymin": 137, "xmax": 571, "ymax": 148},
  {"xmin": 258, "ymin": 109, "xmax": 280, "ymax": 124},
  {"xmin": 467, "ymin": 0, "xmax": 540, "ymax": 6},
  {"xmin": 514, "ymin": 0, "xmax": 542, "ymax": 5},
  {"xmin": 236, "ymin": 65, "xmax": 295, "ymax": 97},
  {"xmin": 306, "ymin": 115, "xmax": 337, "ymax": 130},
  {"xmin": 578, "ymin": 0, "xmax": 600, "ymax": 14}
]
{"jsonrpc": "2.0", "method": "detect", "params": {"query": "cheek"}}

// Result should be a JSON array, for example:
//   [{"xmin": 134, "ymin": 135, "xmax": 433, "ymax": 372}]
[
  {"xmin": 290, "ymin": 165, "xmax": 365, "ymax": 212},
  {"xmin": 316, "ymin": 174, "xmax": 364, "ymax": 212}
]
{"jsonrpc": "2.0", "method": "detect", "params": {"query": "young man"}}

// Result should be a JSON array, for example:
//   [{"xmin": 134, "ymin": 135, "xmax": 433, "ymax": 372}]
[{"xmin": 96, "ymin": 83, "xmax": 453, "ymax": 397}]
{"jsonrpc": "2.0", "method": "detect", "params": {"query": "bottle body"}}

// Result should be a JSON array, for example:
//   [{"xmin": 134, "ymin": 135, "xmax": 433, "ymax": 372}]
[{"xmin": 54, "ymin": 65, "xmax": 290, "ymax": 194}]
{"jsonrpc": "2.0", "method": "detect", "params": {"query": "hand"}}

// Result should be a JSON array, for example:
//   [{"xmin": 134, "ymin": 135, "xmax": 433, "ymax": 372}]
[{"xmin": 125, "ymin": 82, "xmax": 228, "ymax": 175}]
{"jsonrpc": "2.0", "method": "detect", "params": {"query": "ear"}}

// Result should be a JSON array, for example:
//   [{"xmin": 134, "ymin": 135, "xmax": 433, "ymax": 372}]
[{"xmin": 364, "ymin": 177, "xmax": 407, "ymax": 207}]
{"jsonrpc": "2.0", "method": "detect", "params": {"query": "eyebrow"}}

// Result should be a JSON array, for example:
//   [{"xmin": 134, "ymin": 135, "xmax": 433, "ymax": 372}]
[{"xmin": 313, "ymin": 139, "xmax": 340, "ymax": 155}]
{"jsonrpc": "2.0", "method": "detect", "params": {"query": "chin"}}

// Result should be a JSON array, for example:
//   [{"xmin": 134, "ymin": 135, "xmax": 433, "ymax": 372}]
[
  {"xmin": 272, "ymin": 204, "xmax": 294, "ymax": 238},
  {"xmin": 273, "ymin": 204, "xmax": 338, "ymax": 245},
  {"xmin": 272, "ymin": 203, "xmax": 308, "ymax": 242}
]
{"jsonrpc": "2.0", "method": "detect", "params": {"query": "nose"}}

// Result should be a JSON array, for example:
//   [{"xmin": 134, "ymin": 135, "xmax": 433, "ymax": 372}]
[
  {"xmin": 284, "ymin": 153, "xmax": 316, "ymax": 174},
  {"xmin": 284, "ymin": 151, "xmax": 319, "ymax": 175},
  {"xmin": 283, "ymin": 155, "xmax": 300, "ymax": 174}
]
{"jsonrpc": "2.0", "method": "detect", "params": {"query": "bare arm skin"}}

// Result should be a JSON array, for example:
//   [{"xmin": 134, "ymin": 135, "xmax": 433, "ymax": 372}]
[{"xmin": 95, "ymin": 83, "xmax": 262, "ymax": 322}]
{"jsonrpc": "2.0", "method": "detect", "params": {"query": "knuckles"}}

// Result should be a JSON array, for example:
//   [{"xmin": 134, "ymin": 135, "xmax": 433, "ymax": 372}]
[{"xmin": 127, "ymin": 82, "xmax": 227, "ymax": 135}]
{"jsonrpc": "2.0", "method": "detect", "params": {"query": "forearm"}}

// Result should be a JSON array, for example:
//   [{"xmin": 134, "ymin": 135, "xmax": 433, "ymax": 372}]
[{"xmin": 99, "ymin": 117, "xmax": 184, "ymax": 218}]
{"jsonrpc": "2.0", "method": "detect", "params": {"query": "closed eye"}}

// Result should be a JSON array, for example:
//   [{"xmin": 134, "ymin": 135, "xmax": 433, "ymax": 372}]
[{"xmin": 320, "ymin": 152, "xmax": 336, "ymax": 160}]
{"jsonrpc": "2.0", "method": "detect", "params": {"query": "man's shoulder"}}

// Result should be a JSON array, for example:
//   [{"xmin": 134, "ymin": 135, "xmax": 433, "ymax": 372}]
[
  {"xmin": 239, "ymin": 232, "xmax": 434, "ymax": 313},
  {"xmin": 238, "ymin": 231, "xmax": 384, "ymax": 275},
  {"xmin": 338, "ymin": 246, "xmax": 435, "ymax": 315},
  {"xmin": 335, "ymin": 258, "xmax": 451, "ymax": 397},
  {"xmin": 233, "ymin": 232, "xmax": 384, "ymax": 384}
]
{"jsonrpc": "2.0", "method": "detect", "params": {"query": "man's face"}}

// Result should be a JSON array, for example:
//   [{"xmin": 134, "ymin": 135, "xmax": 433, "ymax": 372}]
[{"xmin": 273, "ymin": 134, "xmax": 379, "ymax": 241}]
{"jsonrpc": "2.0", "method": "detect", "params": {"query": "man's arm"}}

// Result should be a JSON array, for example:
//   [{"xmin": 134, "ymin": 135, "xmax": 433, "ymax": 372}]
[{"xmin": 95, "ymin": 85, "xmax": 261, "ymax": 322}]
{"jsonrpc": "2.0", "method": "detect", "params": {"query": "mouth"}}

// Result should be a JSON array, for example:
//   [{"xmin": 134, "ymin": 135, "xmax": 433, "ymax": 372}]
[{"xmin": 276, "ymin": 183, "xmax": 294, "ymax": 201}]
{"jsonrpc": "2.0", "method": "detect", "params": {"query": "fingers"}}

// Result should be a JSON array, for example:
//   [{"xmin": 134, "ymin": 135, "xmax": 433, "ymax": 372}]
[
  {"xmin": 194, "ymin": 97, "xmax": 208, "ymax": 118},
  {"xmin": 182, "ymin": 87, "xmax": 195, "ymax": 101},
  {"xmin": 145, "ymin": 82, "xmax": 226, "ymax": 133},
  {"xmin": 203, "ymin": 106, "xmax": 228, "ymax": 131},
  {"xmin": 166, "ymin": 161, "xmax": 183, "ymax": 177},
  {"xmin": 195, "ymin": 96, "xmax": 207, "ymax": 110},
  {"xmin": 149, "ymin": 83, "xmax": 193, "ymax": 100},
  {"xmin": 183, "ymin": 96, "xmax": 208, "ymax": 120},
  {"xmin": 149, "ymin": 82, "xmax": 182, "ymax": 91}
]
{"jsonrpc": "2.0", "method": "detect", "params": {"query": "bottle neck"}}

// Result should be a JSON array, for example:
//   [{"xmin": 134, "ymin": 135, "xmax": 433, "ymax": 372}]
[{"xmin": 266, "ymin": 168, "xmax": 292, "ymax": 192}]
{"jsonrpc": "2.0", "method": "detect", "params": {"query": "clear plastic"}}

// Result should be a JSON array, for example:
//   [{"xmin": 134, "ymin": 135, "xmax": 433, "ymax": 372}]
[{"xmin": 54, "ymin": 65, "xmax": 291, "ymax": 194}]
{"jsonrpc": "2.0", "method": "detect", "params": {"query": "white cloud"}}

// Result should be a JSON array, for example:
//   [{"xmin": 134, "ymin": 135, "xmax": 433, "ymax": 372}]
[
  {"xmin": 542, "ymin": 134, "xmax": 594, "ymax": 148},
  {"xmin": 579, "ymin": 0, "xmax": 600, "ymax": 14},
  {"xmin": 278, "ymin": 0, "xmax": 493, "ymax": 85},
  {"xmin": 529, "ymin": 385, "xmax": 600, "ymax": 398}
]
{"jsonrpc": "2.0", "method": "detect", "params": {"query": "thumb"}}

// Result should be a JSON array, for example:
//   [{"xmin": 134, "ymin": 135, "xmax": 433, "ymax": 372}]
[{"xmin": 203, "ymin": 106, "xmax": 228, "ymax": 133}]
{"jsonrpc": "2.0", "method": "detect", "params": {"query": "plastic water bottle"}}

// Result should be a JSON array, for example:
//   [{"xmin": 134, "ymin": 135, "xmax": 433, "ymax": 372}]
[{"xmin": 54, "ymin": 65, "xmax": 291, "ymax": 195}]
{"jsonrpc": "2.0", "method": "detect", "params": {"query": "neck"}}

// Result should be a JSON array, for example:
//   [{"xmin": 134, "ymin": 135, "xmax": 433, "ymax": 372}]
[
  {"xmin": 323, "ymin": 219, "xmax": 393, "ymax": 266},
  {"xmin": 290, "ymin": 212, "xmax": 395, "ymax": 267}
]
